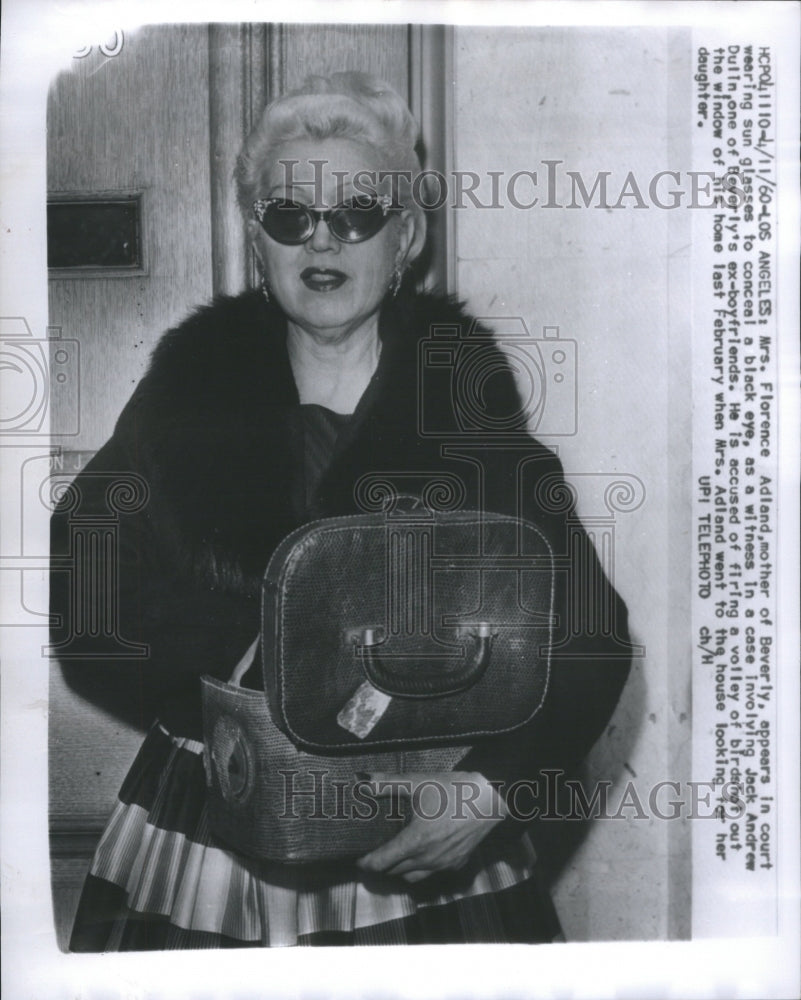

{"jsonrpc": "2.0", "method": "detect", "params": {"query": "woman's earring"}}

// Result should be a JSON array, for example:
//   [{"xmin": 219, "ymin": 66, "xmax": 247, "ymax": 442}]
[
  {"xmin": 255, "ymin": 254, "xmax": 271, "ymax": 305},
  {"xmin": 389, "ymin": 264, "xmax": 403, "ymax": 297}
]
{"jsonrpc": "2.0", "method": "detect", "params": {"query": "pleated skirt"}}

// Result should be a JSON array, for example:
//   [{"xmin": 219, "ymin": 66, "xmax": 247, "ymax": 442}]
[{"xmin": 68, "ymin": 723, "xmax": 563, "ymax": 950}]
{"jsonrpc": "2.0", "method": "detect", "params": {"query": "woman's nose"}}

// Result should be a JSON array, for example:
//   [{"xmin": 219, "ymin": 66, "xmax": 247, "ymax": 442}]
[{"xmin": 306, "ymin": 218, "xmax": 340, "ymax": 253}]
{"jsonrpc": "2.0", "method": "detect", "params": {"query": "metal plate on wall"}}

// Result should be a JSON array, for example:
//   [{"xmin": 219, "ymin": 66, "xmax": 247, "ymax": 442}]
[{"xmin": 47, "ymin": 194, "xmax": 145, "ymax": 276}]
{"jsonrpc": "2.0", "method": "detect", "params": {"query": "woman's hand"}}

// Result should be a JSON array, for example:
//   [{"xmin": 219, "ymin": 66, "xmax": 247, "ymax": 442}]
[{"xmin": 355, "ymin": 771, "xmax": 508, "ymax": 884}]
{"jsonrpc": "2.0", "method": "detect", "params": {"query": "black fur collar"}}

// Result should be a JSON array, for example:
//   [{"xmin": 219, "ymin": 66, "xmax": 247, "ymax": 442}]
[{"xmin": 117, "ymin": 289, "xmax": 526, "ymax": 596}]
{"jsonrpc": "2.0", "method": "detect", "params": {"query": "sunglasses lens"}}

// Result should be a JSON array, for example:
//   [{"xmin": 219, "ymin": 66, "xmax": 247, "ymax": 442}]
[
  {"xmin": 329, "ymin": 196, "xmax": 388, "ymax": 243},
  {"xmin": 260, "ymin": 200, "xmax": 313, "ymax": 245},
  {"xmin": 254, "ymin": 196, "xmax": 393, "ymax": 245}
]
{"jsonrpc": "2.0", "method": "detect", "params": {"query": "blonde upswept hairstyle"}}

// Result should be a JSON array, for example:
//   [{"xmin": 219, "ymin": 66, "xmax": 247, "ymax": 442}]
[{"xmin": 235, "ymin": 72, "xmax": 426, "ymax": 253}]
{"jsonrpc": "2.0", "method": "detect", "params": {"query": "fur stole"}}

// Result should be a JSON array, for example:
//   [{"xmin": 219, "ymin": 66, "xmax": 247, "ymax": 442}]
[{"xmin": 110, "ymin": 289, "xmax": 562, "ymax": 597}]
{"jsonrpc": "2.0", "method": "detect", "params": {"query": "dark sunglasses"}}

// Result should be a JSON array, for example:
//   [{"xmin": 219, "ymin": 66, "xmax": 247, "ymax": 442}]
[{"xmin": 252, "ymin": 194, "xmax": 401, "ymax": 245}]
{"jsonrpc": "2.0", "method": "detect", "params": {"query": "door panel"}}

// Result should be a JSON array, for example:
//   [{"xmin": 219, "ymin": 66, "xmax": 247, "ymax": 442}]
[
  {"xmin": 281, "ymin": 23, "xmax": 409, "ymax": 94},
  {"xmin": 48, "ymin": 24, "xmax": 213, "ymax": 454}
]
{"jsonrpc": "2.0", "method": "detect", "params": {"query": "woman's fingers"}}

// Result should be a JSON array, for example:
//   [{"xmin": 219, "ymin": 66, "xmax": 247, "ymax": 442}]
[
  {"xmin": 356, "ymin": 823, "xmax": 424, "ymax": 871},
  {"xmin": 384, "ymin": 848, "xmax": 467, "ymax": 878},
  {"xmin": 358, "ymin": 815, "xmax": 470, "ymax": 874},
  {"xmin": 396, "ymin": 870, "xmax": 429, "ymax": 884},
  {"xmin": 355, "ymin": 770, "xmax": 505, "ymax": 881}
]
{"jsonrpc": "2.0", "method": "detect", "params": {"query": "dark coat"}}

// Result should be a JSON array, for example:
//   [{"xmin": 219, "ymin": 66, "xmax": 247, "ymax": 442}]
[{"xmin": 51, "ymin": 289, "xmax": 632, "ymax": 793}]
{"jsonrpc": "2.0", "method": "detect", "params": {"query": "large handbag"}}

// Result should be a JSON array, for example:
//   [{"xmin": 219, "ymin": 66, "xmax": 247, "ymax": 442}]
[{"xmin": 202, "ymin": 506, "xmax": 555, "ymax": 863}]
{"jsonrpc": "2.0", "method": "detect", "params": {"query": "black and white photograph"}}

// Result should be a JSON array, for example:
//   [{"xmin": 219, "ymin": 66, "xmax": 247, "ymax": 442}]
[{"xmin": 1, "ymin": 2, "xmax": 799, "ymax": 997}]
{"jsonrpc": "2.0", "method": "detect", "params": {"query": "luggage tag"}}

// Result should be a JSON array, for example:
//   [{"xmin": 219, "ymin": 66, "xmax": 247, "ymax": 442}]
[{"xmin": 337, "ymin": 628, "xmax": 391, "ymax": 739}]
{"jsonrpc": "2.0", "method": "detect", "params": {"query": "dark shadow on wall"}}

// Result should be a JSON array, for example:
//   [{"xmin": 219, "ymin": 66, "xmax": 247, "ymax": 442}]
[{"xmin": 528, "ymin": 638, "xmax": 647, "ymax": 884}]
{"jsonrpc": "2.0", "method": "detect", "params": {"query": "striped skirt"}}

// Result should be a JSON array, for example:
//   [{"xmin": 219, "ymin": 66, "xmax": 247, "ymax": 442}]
[{"xmin": 69, "ymin": 723, "xmax": 563, "ymax": 950}]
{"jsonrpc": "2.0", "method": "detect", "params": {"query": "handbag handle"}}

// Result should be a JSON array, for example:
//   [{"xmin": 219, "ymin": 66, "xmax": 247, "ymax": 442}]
[
  {"xmin": 358, "ymin": 624, "xmax": 496, "ymax": 699},
  {"xmin": 229, "ymin": 635, "xmax": 260, "ymax": 687}
]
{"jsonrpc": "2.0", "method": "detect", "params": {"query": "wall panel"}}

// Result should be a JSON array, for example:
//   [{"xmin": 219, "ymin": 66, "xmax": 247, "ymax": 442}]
[{"xmin": 453, "ymin": 26, "xmax": 692, "ymax": 940}]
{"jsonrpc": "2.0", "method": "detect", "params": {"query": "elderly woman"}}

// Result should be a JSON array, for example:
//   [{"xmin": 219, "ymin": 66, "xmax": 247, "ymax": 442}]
[{"xmin": 52, "ymin": 72, "xmax": 631, "ymax": 949}]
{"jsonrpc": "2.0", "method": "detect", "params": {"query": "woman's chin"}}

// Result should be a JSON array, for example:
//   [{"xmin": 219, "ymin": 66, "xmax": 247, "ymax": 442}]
[{"xmin": 283, "ymin": 293, "xmax": 381, "ymax": 337}]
